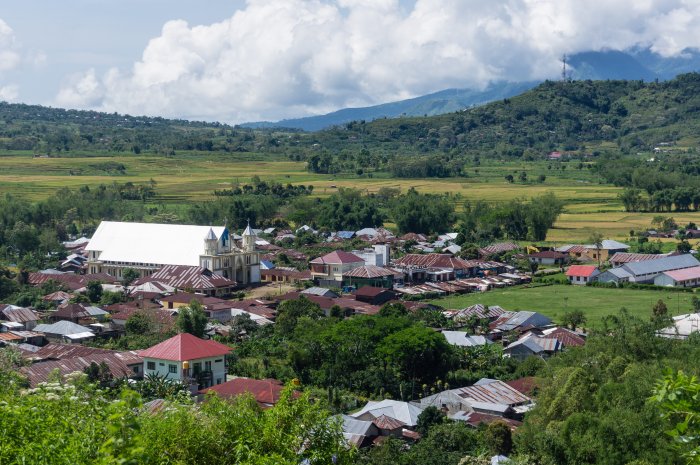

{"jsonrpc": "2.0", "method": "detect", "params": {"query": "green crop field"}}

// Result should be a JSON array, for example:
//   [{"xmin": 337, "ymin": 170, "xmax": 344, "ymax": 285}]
[
  {"xmin": 431, "ymin": 284, "xmax": 697, "ymax": 327},
  {"xmin": 1, "ymin": 151, "xmax": 700, "ymax": 241}
]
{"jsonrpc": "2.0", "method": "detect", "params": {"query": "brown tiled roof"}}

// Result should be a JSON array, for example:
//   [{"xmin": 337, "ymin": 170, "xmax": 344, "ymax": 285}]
[{"xmin": 463, "ymin": 412, "xmax": 522, "ymax": 430}]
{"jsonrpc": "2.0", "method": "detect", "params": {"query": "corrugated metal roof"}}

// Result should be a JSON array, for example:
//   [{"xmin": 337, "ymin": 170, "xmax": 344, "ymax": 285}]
[
  {"xmin": 143, "ymin": 265, "xmax": 235, "ymax": 291},
  {"xmin": 479, "ymin": 242, "xmax": 520, "ymax": 256},
  {"xmin": 0, "ymin": 307, "xmax": 39, "ymax": 323},
  {"xmin": 200, "ymin": 377, "xmax": 286, "ymax": 407},
  {"xmin": 609, "ymin": 252, "xmax": 668, "ymax": 264},
  {"xmin": 138, "ymin": 333, "xmax": 232, "ymax": 361},
  {"xmin": 86, "ymin": 221, "xmax": 227, "ymax": 267},
  {"xmin": 566, "ymin": 265, "xmax": 599, "ymax": 277},
  {"xmin": 35, "ymin": 321, "xmax": 93, "ymax": 336},
  {"xmin": 372, "ymin": 414, "xmax": 406, "ymax": 430},
  {"xmin": 21, "ymin": 352, "xmax": 142, "ymax": 387},
  {"xmin": 343, "ymin": 265, "xmax": 395, "ymax": 278},
  {"xmin": 310, "ymin": 250, "xmax": 364, "ymax": 265},
  {"xmin": 352, "ymin": 399, "xmax": 424, "ymax": 427},
  {"xmin": 660, "ymin": 265, "xmax": 700, "ymax": 282},
  {"xmin": 442, "ymin": 331, "xmax": 492, "ymax": 347},
  {"xmin": 393, "ymin": 253, "xmax": 474, "ymax": 270},
  {"xmin": 622, "ymin": 254, "xmax": 700, "ymax": 276},
  {"xmin": 455, "ymin": 379, "xmax": 531, "ymax": 406},
  {"xmin": 495, "ymin": 311, "xmax": 551, "ymax": 331}
]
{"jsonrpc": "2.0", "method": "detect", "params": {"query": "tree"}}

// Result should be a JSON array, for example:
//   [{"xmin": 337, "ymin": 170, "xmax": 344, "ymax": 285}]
[
  {"xmin": 275, "ymin": 297, "xmax": 323, "ymax": 335},
  {"xmin": 505, "ymin": 174, "xmax": 514, "ymax": 183},
  {"xmin": 519, "ymin": 171, "xmax": 527, "ymax": 182},
  {"xmin": 378, "ymin": 302, "xmax": 409, "ymax": 318},
  {"xmin": 653, "ymin": 370, "xmax": 700, "ymax": 463},
  {"xmin": 176, "ymin": 300, "xmax": 208, "ymax": 338},
  {"xmin": 484, "ymin": 421, "xmax": 513, "ymax": 456},
  {"xmin": 125, "ymin": 312, "xmax": 153, "ymax": 335},
  {"xmin": 416, "ymin": 405, "xmax": 446, "ymax": 435},
  {"xmin": 391, "ymin": 188, "xmax": 455, "ymax": 234},
  {"xmin": 537, "ymin": 174, "xmax": 546, "ymax": 183},
  {"xmin": 619, "ymin": 188, "xmax": 643, "ymax": 212},
  {"xmin": 561, "ymin": 310, "xmax": 587, "ymax": 330},
  {"xmin": 588, "ymin": 231, "xmax": 604, "ymax": 267},
  {"xmin": 121, "ymin": 267, "xmax": 139, "ymax": 286},
  {"xmin": 652, "ymin": 299, "xmax": 670, "ymax": 327},
  {"xmin": 692, "ymin": 296, "xmax": 700, "ymax": 312},
  {"xmin": 677, "ymin": 240, "xmax": 692, "ymax": 253},
  {"xmin": 86, "ymin": 280, "xmax": 103, "ymax": 303}
]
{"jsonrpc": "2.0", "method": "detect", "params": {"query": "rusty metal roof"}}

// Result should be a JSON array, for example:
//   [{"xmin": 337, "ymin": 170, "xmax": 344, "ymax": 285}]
[
  {"xmin": 454, "ymin": 379, "xmax": 531, "ymax": 406},
  {"xmin": 0, "ymin": 307, "xmax": 39, "ymax": 323},
  {"xmin": 142, "ymin": 265, "xmax": 236, "ymax": 291},
  {"xmin": 21, "ymin": 351, "xmax": 143, "ymax": 387}
]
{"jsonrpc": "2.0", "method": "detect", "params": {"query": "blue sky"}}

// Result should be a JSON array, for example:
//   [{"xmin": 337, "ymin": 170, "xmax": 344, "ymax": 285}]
[{"xmin": 0, "ymin": 0, "xmax": 699, "ymax": 123}]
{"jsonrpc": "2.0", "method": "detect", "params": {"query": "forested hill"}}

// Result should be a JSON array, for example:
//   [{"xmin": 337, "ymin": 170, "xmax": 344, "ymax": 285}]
[
  {"xmin": 308, "ymin": 72, "xmax": 700, "ymax": 161},
  {"xmin": 3, "ymin": 73, "xmax": 700, "ymax": 162},
  {"xmin": 0, "ymin": 102, "xmax": 276, "ymax": 155}
]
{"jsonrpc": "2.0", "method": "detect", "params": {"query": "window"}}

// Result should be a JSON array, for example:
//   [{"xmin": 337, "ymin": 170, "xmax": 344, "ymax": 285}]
[
  {"xmin": 168, "ymin": 364, "xmax": 177, "ymax": 374},
  {"xmin": 214, "ymin": 359, "xmax": 223, "ymax": 363},
  {"xmin": 147, "ymin": 361, "xmax": 155, "ymax": 370},
  {"xmin": 205, "ymin": 361, "xmax": 212, "ymax": 371},
  {"xmin": 193, "ymin": 362, "xmax": 201, "ymax": 375},
  {"xmin": 159, "ymin": 362, "xmax": 165, "ymax": 366}
]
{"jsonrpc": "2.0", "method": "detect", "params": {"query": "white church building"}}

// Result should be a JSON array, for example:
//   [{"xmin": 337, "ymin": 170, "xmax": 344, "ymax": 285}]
[{"xmin": 86, "ymin": 221, "xmax": 261, "ymax": 285}]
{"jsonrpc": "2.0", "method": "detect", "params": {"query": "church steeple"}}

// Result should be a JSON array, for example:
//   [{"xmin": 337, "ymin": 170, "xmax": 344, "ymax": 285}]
[
  {"xmin": 242, "ymin": 220, "xmax": 256, "ymax": 252},
  {"xmin": 204, "ymin": 227, "xmax": 218, "ymax": 255}
]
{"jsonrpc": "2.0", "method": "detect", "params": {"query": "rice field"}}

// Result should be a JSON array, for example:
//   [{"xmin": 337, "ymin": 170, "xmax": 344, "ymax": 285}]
[{"xmin": 1, "ymin": 151, "xmax": 700, "ymax": 241}]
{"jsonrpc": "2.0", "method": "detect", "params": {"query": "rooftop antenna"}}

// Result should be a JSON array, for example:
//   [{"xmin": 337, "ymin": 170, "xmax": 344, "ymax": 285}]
[{"xmin": 561, "ymin": 54, "xmax": 569, "ymax": 81}]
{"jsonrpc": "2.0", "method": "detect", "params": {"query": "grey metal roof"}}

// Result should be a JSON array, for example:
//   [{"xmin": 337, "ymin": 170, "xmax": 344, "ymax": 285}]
[
  {"xmin": 622, "ymin": 254, "xmax": 700, "ymax": 277},
  {"xmin": 495, "ymin": 311, "xmax": 552, "ymax": 331},
  {"xmin": 442, "ymin": 331, "xmax": 492, "ymax": 347},
  {"xmin": 505, "ymin": 338, "xmax": 545, "ymax": 354},
  {"xmin": 340, "ymin": 415, "xmax": 376, "ymax": 436},
  {"xmin": 35, "ymin": 321, "xmax": 93, "ymax": 336},
  {"xmin": 300, "ymin": 287, "xmax": 338, "ymax": 298}
]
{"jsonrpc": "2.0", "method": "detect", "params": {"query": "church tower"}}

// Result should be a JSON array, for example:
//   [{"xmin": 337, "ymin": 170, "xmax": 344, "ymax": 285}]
[
  {"xmin": 204, "ymin": 227, "xmax": 218, "ymax": 256},
  {"xmin": 242, "ymin": 222, "xmax": 256, "ymax": 252}
]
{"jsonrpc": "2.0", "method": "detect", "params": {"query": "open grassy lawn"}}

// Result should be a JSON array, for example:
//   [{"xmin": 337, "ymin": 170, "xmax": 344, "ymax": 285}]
[
  {"xmin": 1, "ymin": 152, "xmax": 700, "ymax": 241},
  {"xmin": 431, "ymin": 284, "xmax": 698, "ymax": 327}
]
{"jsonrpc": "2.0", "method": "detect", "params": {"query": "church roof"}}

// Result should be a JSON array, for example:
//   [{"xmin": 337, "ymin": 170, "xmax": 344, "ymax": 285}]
[
  {"xmin": 138, "ymin": 333, "xmax": 232, "ymax": 361},
  {"xmin": 205, "ymin": 228, "xmax": 217, "ymax": 240},
  {"xmin": 86, "ymin": 221, "xmax": 227, "ymax": 267}
]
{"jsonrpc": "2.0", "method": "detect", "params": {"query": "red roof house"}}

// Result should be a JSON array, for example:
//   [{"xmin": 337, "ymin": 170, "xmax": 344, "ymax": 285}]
[
  {"xmin": 565, "ymin": 265, "xmax": 600, "ymax": 285},
  {"xmin": 139, "ymin": 333, "xmax": 232, "ymax": 389},
  {"xmin": 309, "ymin": 251, "xmax": 365, "ymax": 283},
  {"xmin": 139, "ymin": 333, "xmax": 231, "ymax": 361}
]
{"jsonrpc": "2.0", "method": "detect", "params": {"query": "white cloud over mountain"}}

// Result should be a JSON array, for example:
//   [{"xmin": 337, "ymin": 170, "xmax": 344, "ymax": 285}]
[{"xmin": 53, "ymin": 0, "xmax": 700, "ymax": 123}]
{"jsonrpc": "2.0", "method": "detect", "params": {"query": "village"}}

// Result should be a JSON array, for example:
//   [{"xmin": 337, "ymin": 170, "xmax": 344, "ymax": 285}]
[{"xmin": 1, "ymin": 219, "xmax": 698, "ymax": 452}]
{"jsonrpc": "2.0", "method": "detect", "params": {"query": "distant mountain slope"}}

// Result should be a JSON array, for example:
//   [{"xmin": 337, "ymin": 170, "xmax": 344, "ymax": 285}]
[
  {"xmin": 243, "ymin": 47, "xmax": 700, "ymax": 132},
  {"xmin": 240, "ymin": 81, "xmax": 538, "ymax": 131}
]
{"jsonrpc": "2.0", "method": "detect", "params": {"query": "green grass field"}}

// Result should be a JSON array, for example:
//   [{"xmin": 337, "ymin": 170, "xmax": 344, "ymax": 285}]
[
  {"xmin": 1, "ymin": 151, "xmax": 700, "ymax": 241},
  {"xmin": 431, "ymin": 284, "xmax": 697, "ymax": 327}
]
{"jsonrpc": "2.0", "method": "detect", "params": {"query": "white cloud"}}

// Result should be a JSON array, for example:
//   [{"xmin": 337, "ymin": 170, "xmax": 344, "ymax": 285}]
[
  {"xmin": 54, "ymin": 0, "xmax": 700, "ymax": 123},
  {"xmin": 0, "ymin": 17, "xmax": 22, "ymax": 102}
]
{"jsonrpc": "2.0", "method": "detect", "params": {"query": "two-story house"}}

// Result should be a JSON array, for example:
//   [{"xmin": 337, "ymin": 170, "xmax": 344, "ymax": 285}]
[
  {"xmin": 309, "ymin": 250, "xmax": 365, "ymax": 286},
  {"xmin": 139, "ymin": 333, "xmax": 232, "ymax": 389}
]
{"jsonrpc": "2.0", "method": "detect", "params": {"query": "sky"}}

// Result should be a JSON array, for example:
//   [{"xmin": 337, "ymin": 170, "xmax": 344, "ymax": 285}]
[{"xmin": 1, "ymin": 0, "xmax": 700, "ymax": 124}]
